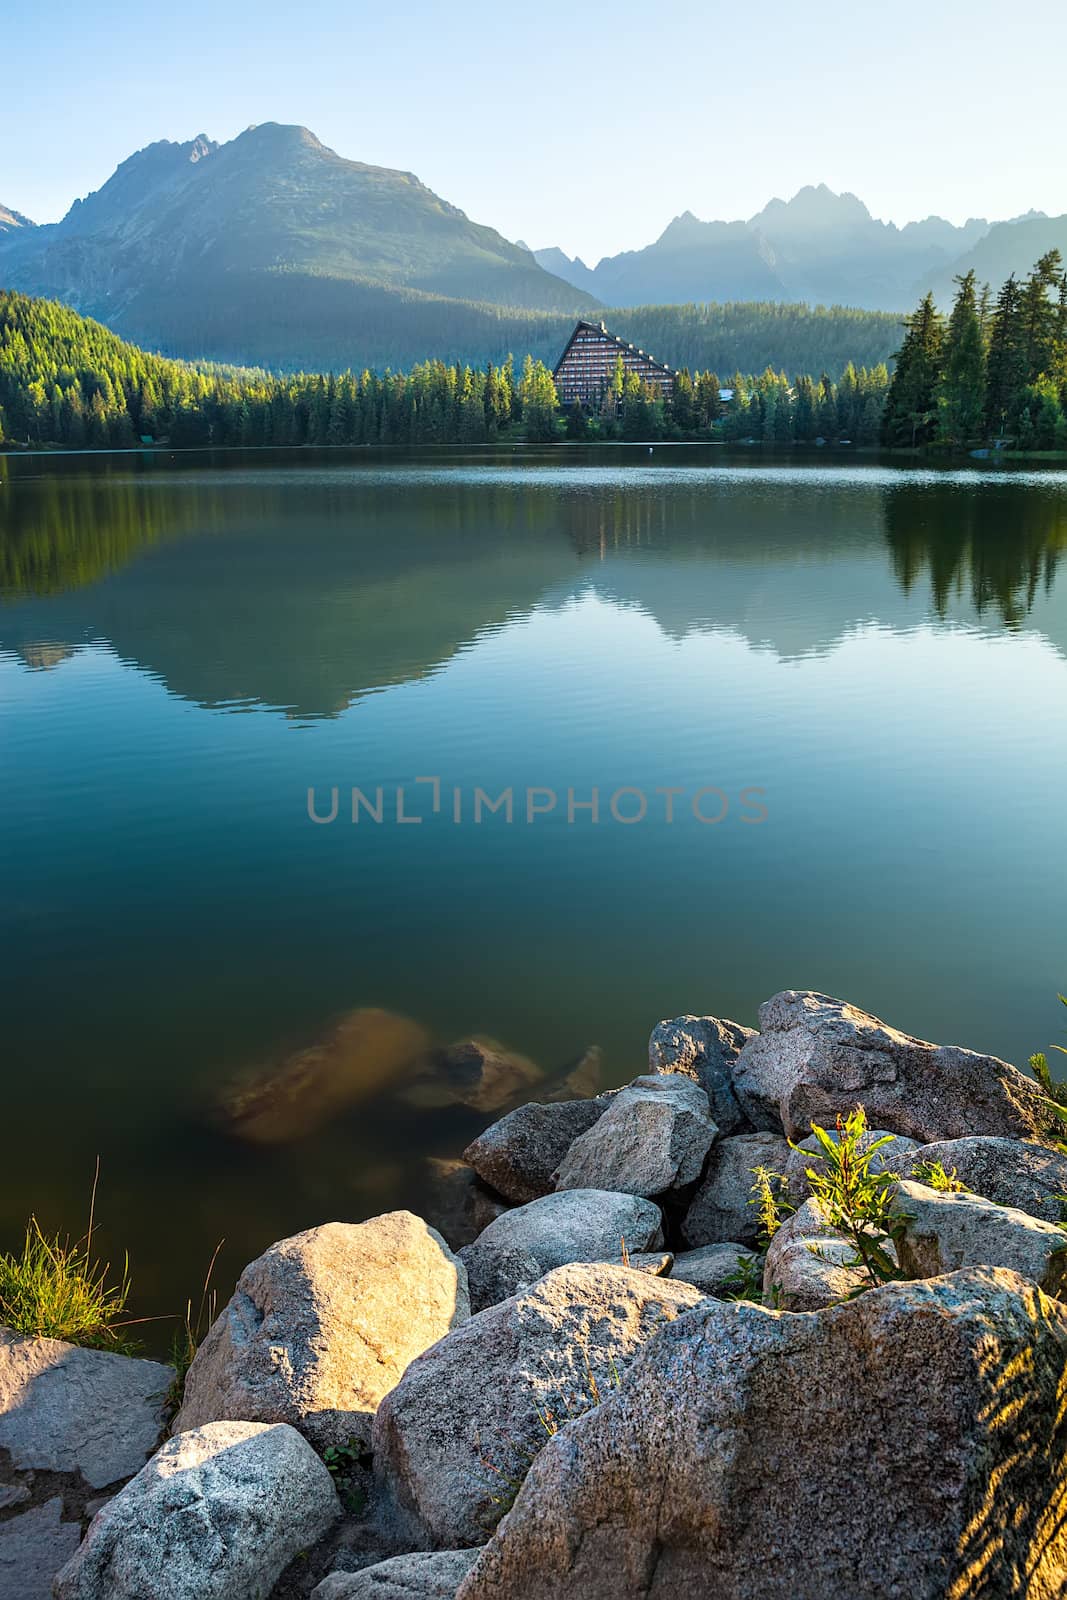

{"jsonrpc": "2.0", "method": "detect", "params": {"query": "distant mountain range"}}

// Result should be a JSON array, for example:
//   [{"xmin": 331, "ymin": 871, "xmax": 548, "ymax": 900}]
[
  {"xmin": 532, "ymin": 185, "xmax": 1067, "ymax": 313},
  {"xmin": 3, "ymin": 133, "xmax": 1065, "ymax": 373}
]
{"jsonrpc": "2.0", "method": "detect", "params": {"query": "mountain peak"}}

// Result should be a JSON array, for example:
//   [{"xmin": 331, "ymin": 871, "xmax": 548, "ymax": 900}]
[
  {"xmin": 752, "ymin": 184, "xmax": 873, "ymax": 232},
  {"xmin": 237, "ymin": 122, "xmax": 328, "ymax": 154},
  {"xmin": 0, "ymin": 202, "xmax": 35, "ymax": 233}
]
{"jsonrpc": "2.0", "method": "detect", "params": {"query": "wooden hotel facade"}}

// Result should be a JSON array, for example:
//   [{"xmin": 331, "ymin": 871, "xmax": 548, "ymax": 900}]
[{"xmin": 552, "ymin": 320, "xmax": 676, "ymax": 408}]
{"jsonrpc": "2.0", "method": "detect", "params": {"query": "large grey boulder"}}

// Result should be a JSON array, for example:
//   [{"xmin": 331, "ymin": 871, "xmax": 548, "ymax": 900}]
[
  {"xmin": 0, "ymin": 1328, "xmax": 171, "ymax": 1489},
  {"xmin": 681, "ymin": 1132, "xmax": 791, "ymax": 1248},
  {"xmin": 313, "ymin": 1550, "xmax": 481, "ymax": 1598},
  {"xmin": 732, "ymin": 990, "xmax": 1052, "ymax": 1143},
  {"xmin": 53, "ymin": 1421, "xmax": 338, "ymax": 1600},
  {"xmin": 0, "ymin": 1329, "xmax": 172, "ymax": 1600},
  {"xmin": 553, "ymin": 1076, "xmax": 716, "ymax": 1198},
  {"xmin": 458, "ymin": 1191, "xmax": 663, "ymax": 1313},
  {"xmin": 463, "ymin": 1098, "xmax": 612, "ymax": 1206},
  {"xmin": 373, "ymin": 1263, "xmax": 707, "ymax": 1549},
  {"xmin": 782, "ymin": 1126, "xmax": 921, "ymax": 1208},
  {"xmin": 175, "ymin": 1213, "xmax": 469, "ymax": 1451},
  {"xmin": 648, "ymin": 1014, "xmax": 755, "ymax": 1135},
  {"xmin": 762, "ymin": 1197, "xmax": 868, "ymax": 1310},
  {"xmin": 900, "ymin": 1136, "xmax": 1067, "ymax": 1223},
  {"xmin": 456, "ymin": 1269, "xmax": 1067, "ymax": 1600},
  {"xmin": 670, "ymin": 1244, "xmax": 760, "ymax": 1298},
  {"xmin": 895, "ymin": 1179, "xmax": 1067, "ymax": 1293}
]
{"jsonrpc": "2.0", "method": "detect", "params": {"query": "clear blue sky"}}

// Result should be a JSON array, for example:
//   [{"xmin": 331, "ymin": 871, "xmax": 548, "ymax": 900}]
[{"xmin": 8, "ymin": 0, "xmax": 1066, "ymax": 264}]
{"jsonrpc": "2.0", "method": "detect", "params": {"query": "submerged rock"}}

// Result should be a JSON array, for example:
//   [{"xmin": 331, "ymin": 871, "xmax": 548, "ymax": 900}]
[
  {"xmin": 648, "ymin": 1014, "xmax": 755, "ymax": 1135},
  {"xmin": 681, "ymin": 1132, "xmax": 791, "ymax": 1248},
  {"xmin": 456, "ymin": 1269, "xmax": 1067, "ymax": 1600},
  {"xmin": 732, "ymin": 990, "xmax": 1052, "ymax": 1143},
  {"xmin": 373, "ymin": 1263, "xmax": 707, "ymax": 1548},
  {"xmin": 220, "ymin": 1008, "xmax": 432, "ymax": 1144},
  {"xmin": 53, "ymin": 1421, "xmax": 338, "ymax": 1600},
  {"xmin": 458, "ymin": 1190, "xmax": 664, "ymax": 1312},
  {"xmin": 401, "ymin": 1038, "xmax": 542, "ymax": 1114},
  {"xmin": 463, "ymin": 1097, "xmax": 613, "ymax": 1206},
  {"xmin": 421, "ymin": 1160, "xmax": 510, "ymax": 1251},
  {"xmin": 541, "ymin": 1045, "xmax": 604, "ymax": 1102},
  {"xmin": 175, "ymin": 1213, "xmax": 468, "ymax": 1451}
]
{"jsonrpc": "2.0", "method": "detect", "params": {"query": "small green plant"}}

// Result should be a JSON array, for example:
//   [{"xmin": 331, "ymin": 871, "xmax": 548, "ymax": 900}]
[
  {"xmin": 1031, "ymin": 996, "xmax": 1067, "ymax": 1143},
  {"xmin": 720, "ymin": 1252, "xmax": 765, "ymax": 1305},
  {"xmin": 0, "ymin": 1164, "xmax": 136, "ymax": 1353},
  {"xmin": 749, "ymin": 1165, "xmax": 793, "ymax": 1248},
  {"xmin": 912, "ymin": 1159, "xmax": 968, "ymax": 1193},
  {"xmin": 322, "ymin": 1440, "xmax": 369, "ymax": 1514},
  {"xmin": 803, "ymin": 1107, "xmax": 906, "ymax": 1290}
]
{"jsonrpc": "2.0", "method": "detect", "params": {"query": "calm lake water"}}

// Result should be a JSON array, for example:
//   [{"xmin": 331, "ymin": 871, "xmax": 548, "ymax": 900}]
[{"xmin": 2, "ymin": 445, "xmax": 1067, "ymax": 1339}]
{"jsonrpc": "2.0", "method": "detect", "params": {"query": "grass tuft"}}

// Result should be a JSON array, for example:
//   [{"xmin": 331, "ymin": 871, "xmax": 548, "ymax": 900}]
[{"xmin": 0, "ymin": 1204, "xmax": 136, "ymax": 1354}]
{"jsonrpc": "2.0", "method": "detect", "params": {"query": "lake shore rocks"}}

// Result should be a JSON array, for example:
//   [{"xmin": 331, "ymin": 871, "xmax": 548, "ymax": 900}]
[
  {"xmin": 552, "ymin": 1075, "xmax": 716, "ymax": 1198},
  {"xmin": 732, "ymin": 990, "xmax": 1053, "ymax": 1143},
  {"xmin": 647, "ymin": 1014, "xmax": 755, "ymax": 1135},
  {"xmin": 895, "ymin": 1178, "xmax": 1067, "ymax": 1293},
  {"xmin": 457, "ymin": 1190, "xmax": 664, "ymax": 1312},
  {"xmin": 681, "ymin": 1132, "xmax": 791, "ymax": 1248},
  {"xmin": 454, "ymin": 1269, "xmax": 1067, "ymax": 1600},
  {"xmin": 462, "ymin": 1096, "xmax": 613, "ymax": 1205},
  {"xmin": 0, "ymin": 1329, "xmax": 173, "ymax": 1600},
  {"xmin": 175, "ymin": 1214, "xmax": 468, "ymax": 1451},
  {"xmin": 372, "ymin": 1264, "xmax": 708, "ymax": 1548},
  {"xmin": 52, "ymin": 1421, "xmax": 338, "ymax": 1600},
  {"xmin": 16, "ymin": 987, "xmax": 1067, "ymax": 1600}
]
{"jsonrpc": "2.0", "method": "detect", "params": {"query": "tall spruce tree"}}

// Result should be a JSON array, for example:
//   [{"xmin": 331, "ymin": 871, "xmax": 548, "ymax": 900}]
[
  {"xmin": 936, "ymin": 271, "xmax": 986, "ymax": 445},
  {"xmin": 881, "ymin": 294, "xmax": 944, "ymax": 447},
  {"xmin": 984, "ymin": 276, "xmax": 1025, "ymax": 437}
]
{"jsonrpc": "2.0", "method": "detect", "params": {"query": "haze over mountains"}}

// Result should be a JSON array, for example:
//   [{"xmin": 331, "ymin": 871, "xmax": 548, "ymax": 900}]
[
  {"xmin": 533, "ymin": 185, "xmax": 1066, "ymax": 312},
  {"xmin": 2, "ymin": 124, "xmax": 1066, "ymax": 373}
]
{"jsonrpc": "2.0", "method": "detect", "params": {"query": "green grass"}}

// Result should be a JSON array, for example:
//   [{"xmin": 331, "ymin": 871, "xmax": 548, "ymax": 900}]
[{"xmin": 0, "ymin": 1214, "xmax": 136, "ymax": 1353}]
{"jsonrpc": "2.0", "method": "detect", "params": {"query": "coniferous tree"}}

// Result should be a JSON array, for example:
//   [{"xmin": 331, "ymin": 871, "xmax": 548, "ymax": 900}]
[
  {"xmin": 984, "ymin": 275, "xmax": 1026, "ymax": 438},
  {"xmin": 881, "ymin": 294, "xmax": 944, "ymax": 447},
  {"xmin": 936, "ymin": 271, "xmax": 986, "ymax": 445}
]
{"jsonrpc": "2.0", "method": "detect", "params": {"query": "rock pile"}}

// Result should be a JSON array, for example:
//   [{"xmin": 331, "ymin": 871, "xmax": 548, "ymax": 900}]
[{"xmin": 4, "ymin": 990, "xmax": 1065, "ymax": 1600}]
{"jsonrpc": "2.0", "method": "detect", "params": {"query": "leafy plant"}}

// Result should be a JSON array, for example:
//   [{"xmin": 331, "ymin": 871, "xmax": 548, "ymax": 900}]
[
  {"xmin": 803, "ymin": 1107, "xmax": 906, "ymax": 1290},
  {"xmin": 0, "ymin": 1163, "xmax": 136, "ymax": 1353},
  {"xmin": 911, "ymin": 1159, "xmax": 968, "ymax": 1194},
  {"xmin": 749, "ymin": 1165, "xmax": 793, "ymax": 1248},
  {"xmin": 720, "ymin": 1252, "xmax": 765, "ymax": 1305},
  {"xmin": 323, "ymin": 1440, "xmax": 370, "ymax": 1514}
]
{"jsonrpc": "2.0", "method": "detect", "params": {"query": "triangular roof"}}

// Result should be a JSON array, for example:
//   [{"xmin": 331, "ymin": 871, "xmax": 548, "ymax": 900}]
[{"xmin": 552, "ymin": 319, "xmax": 676, "ymax": 381}]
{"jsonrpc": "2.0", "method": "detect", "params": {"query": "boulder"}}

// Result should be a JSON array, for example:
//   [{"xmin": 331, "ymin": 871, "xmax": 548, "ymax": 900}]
[
  {"xmin": 782, "ymin": 1126, "xmax": 921, "ymax": 1208},
  {"xmin": 648, "ymin": 1014, "xmax": 755, "ymax": 1135},
  {"xmin": 895, "ymin": 1179, "xmax": 1067, "ymax": 1293},
  {"xmin": 553, "ymin": 1076, "xmax": 716, "ymax": 1197},
  {"xmin": 681, "ymin": 1132, "xmax": 791, "ymax": 1248},
  {"xmin": 175, "ymin": 1213, "xmax": 469, "ymax": 1451},
  {"xmin": 373, "ymin": 1263, "xmax": 708, "ymax": 1548},
  {"xmin": 732, "ymin": 990, "xmax": 1051, "ymax": 1143},
  {"xmin": 313, "ymin": 1550, "xmax": 481, "ymax": 1598},
  {"xmin": 53, "ymin": 1421, "xmax": 338, "ymax": 1600},
  {"xmin": 0, "ymin": 1329, "xmax": 172, "ymax": 1600},
  {"xmin": 463, "ymin": 1098, "xmax": 612, "ymax": 1206},
  {"xmin": 0, "ymin": 1498, "xmax": 81, "ymax": 1600},
  {"xmin": 421, "ymin": 1160, "xmax": 509, "ymax": 1251},
  {"xmin": 670, "ymin": 1244, "xmax": 761, "ymax": 1298},
  {"xmin": 762, "ymin": 1197, "xmax": 868, "ymax": 1310},
  {"xmin": 606, "ymin": 1252, "xmax": 674, "ymax": 1276},
  {"xmin": 220, "ymin": 1008, "xmax": 432, "ymax": 1144},
  {"xmin": 401, "ymin": 1039, "xmax": 542, "ymax": 1114},
  {"xmin": 0, "ymin": 1328, "xmax": 171, "ymax": 1489},
  {"xmin": 457, "ymin": 1191, "xmax": 663, "ymax": 1313},
  {"xmin": 899, "ymin": 1136, "xmax": 1067, "ymax": 1223},
  {"xmin": 455, "ymin": 1269, "xmax": 1067, "ymax": 1600}
]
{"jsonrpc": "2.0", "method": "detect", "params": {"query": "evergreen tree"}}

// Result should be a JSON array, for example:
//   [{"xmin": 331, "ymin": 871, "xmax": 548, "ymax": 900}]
[
  {"xmin": 984, "ymin": 275, "xmax": 1025, "ymax": 437},
  {"xmin": 936, "ymin": 271, "xmax": 986, "ymax": 445},
  {"xmin": 881, "ymin": 294, "xmax": 944, "ymax": 447}
]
